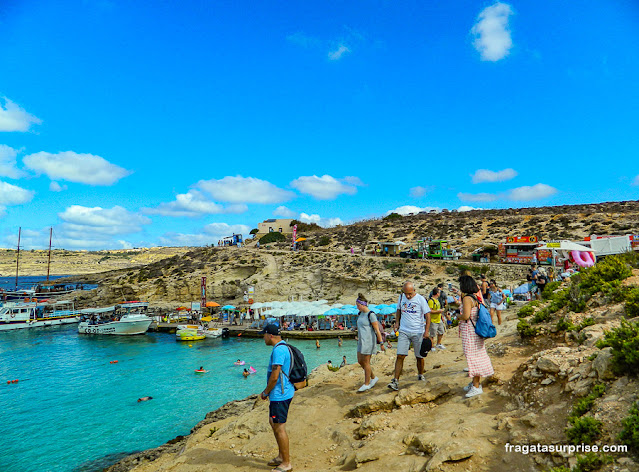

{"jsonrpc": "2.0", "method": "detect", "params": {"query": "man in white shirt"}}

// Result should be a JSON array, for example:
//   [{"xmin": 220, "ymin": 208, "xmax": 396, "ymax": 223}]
[{"xmin": 388, "ymin": 281, "xmax": 431, "ymax": 391}]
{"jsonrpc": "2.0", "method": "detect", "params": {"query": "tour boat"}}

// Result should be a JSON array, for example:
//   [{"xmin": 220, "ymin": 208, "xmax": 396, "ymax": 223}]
[
  {"xmin": 0, "ymin": 300, "xmax": 80, "ymax": 331},
  {"xmin": 176, "ymin": 323, "xmax": 223, "ymax": 338},
  {"xmin": 77, "ymin": 301, "xmax": 152, "ymax": 336}
]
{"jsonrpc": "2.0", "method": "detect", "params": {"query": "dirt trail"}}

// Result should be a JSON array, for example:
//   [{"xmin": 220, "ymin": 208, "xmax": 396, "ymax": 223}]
[{"xmin": 111, "ymin": 307, "xmax": 541, "ymax": 472}]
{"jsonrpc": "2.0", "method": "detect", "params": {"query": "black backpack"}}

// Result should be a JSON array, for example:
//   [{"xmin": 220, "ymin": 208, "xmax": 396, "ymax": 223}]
[{"xmin": 277, "ymin": 343, "xmax": 308, "ymax": 390}]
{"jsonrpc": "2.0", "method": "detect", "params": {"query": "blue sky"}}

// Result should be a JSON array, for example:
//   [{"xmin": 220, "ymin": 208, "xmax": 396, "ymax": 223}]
[{"xmin": 1, "ymin": 0, "xmax": 638, "ymax": 250}]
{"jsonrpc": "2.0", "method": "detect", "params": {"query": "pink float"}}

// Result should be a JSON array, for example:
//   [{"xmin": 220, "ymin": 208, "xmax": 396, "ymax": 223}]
[{"xmin": 571, "ymin": 250, "xmax": 595, "ymax": 268}]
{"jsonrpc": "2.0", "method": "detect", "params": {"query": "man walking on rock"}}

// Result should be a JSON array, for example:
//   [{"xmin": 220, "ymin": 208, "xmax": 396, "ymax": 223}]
[
  {"xmin": 260, "ymin": 324, "xmax": 294, "ymax": 472},
  {"xmin": 388, "ymin": 281, "xmax": 431, "ymax": 391}
]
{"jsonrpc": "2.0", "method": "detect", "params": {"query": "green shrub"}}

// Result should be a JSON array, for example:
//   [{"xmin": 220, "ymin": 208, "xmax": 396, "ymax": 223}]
[
  {"xmin": 570, "ymin": 384, "xmax": 605, "ymax": 419},
  {"xmin": 259, "ymin": 232, "xmax": 287, "ymax": 244},
  {"xmin": 318, "ymin": 236, "xmax": 331, "ymax": 246},
  {"xmin": 577, "ymin": 318, "xmax": 595, "ymax": 330},
  {"xmin": 556, "ymin": 317, "xmax": 577, "ymax": 332},
  {"xmin": 518, "ymin": 305, "xmax": 534, "ymax": 318},
  {"xmin": 566, "ymin": 416, "xmax": 602, "ymax": 445},
  {"xmin": 619, "ymin": 402, "xmax": 639, "ymax": 457},
  {"xmin": 249, "ymin": 228, "xmax": 258, "ymax": 235},
  {"xmin": 579, "ymin": 254, "xmax": 632, "ymax": 291},
  {"xmin": 532, "ymin": 308, "xmax": 552, "ymax": 323},
  {"xmin": 596, "ymin": 318, "xmax": 639, "ymax": 375},
  {"xmin": 528, "ymin": 300, "xmax": 541, "ymax": 307},
  {"xmin": 517, "ymin": 319, "xmax": 540, "ymax": 338},
  {"xmin": 544, "ymin": 281, "xmax": 562, "ymax": 295},
  {"xmin": 573, "ymin": 452, "xmax": 612, "ymax": 472},
  {"xmin": 383, "ymin": 212, "xmax": 402, "ymax": 221},
  {"xmin": 625, "ymin": 287, "xmax": 639, "ymax": 318}
]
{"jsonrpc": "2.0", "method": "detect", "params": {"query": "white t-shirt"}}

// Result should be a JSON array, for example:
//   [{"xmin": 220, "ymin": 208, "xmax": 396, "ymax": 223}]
[{"xmin": 397, "ymin": 293, "xmax": 430, "ymax": 334}]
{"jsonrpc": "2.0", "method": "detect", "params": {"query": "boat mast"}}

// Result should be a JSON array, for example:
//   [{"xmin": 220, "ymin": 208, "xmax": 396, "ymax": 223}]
[
  {"xmin": 15, "ymin": 227, "xmax": 21, "ymax": 290},
  {"xmin": 46, "ymin": 227, "xmax": 53, "ymax": 284}
]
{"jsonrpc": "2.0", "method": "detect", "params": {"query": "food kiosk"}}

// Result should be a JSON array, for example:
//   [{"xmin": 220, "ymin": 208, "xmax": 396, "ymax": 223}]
[{"xmin": 498, "ymin": 236, "xmax": 540, "ymax": 264}]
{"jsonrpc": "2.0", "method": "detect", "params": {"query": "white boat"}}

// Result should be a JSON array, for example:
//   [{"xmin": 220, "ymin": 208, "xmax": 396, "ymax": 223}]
[
  {"xmin": 0, "ymin": 300, "xmax": 80, "ymax": 331},
  {"xmin": 176, "ymin": 323, "xmax": 223, "ymax": 338},
  {"xmin": 78, "ymin": 301, "xmax": 152, "ymax": 336}
]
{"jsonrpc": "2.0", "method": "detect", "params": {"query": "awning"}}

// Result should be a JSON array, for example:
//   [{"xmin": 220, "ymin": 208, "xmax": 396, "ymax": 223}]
[{"xmin": 537, "ymin": 241, "xmax": 595, "ymax": 252}]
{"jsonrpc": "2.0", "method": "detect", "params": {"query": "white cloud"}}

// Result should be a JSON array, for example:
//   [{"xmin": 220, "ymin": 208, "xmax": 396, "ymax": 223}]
[
  {"xmin": 409, "ymin": 186, "xmax": 434, "ymax": 198},
  {"xmin": 58, "ymin": 205, "xmax": 150, "ymax": 234},
  {"xmin": 0, "ymin": 145, "xmax": 25, "ymax": 178},
  {"xmin": 386, "ymin": 205, "xmax": 439, "ymax": 216},
  {"xmin": 299, "ymin": 213, "xmax": 343, "ymax": 228},
  {"xmin": 290, "ymin": 175, "xmax": 360, "ymax": 200},
  {"xmin": 343, "ymin": 176, "xmax": 365, "ymax": 186},
  {"xmin": 507, "ymin": 183, "xmax": 557, "ymax": 201},
  {"xmin": 197, "ymin": 176, "xmax": 294, "ymax": 204},
  {"xmin": 457, "ymin": 206, "xmax": 481, "ymax": 212},
  {"xmin": 23, "ymin": 151, "xmax": 131, "ymax": 185},
  {"xmin": 0, "ymin": 97, "xmax": 42, "ymax": 132},
  {"xmin": 471, "ymin": 2, "xmax": 514, "ymax": 62},
  {"xmin": 458, "ymin": 183, "xmax": 558, "ymax": 202},
  {"xmin": 274, "ymin": 205, "xmax": 297, "ymax": 218},
  {"xmin": 143, "ymin": 190, "xmax": 247, "ymax": 217},
  {"xmin": 632, "ymin": 175, "xmax": 639, "ymax": 186},
  {"xmin": 158, "ymin": 223, "xmax": 251, "ymax": 247},
  {"xmin": 457, "ymin": 192, "xmax": 499, "ymax": 202},
  {"xmin": 471, "ymin": 168, "xmax": 517, "ymax": 184},
  {"xmin": 49, "ymin": 181, "xmax": 67, "ymax": 192},
  {"xmin": 118, "ymin": 240, "xmax": 133, "ymax": 249},
  {"xmin": 328, "ymin": 44, "xmax": 350, "ymax": 60},
  {"xmin": 0, "ymin": 180, "xmax": 35, "ymax": 216}
]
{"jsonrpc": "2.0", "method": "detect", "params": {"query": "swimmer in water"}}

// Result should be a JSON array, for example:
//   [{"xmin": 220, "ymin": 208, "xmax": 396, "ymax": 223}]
[
  {"xmin": 137, "ymin": 396, "xmax": 153, "ymax": 402},
  {"xmin": 316, "ymin": 339, "xmax": 321, "ymax": 349},
  {"xmin": 243, "ymin": 369, "xmax": 250, "ymax": 378}
]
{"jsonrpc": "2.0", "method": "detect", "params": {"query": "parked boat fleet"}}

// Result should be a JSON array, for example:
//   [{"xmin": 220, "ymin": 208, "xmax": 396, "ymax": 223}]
[{"xmin": 0, "ymin": 300, "xmax": 219, "ymax": 339}]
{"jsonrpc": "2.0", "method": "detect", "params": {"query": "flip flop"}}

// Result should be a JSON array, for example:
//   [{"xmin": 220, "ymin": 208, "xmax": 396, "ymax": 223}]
[
  {"xmin": 271, "ymin": 467, "xmax": 292, "ymax": 472},
  {"xmin": 267, "ymin": 458, "xmax": 283, "ymax": 467}
]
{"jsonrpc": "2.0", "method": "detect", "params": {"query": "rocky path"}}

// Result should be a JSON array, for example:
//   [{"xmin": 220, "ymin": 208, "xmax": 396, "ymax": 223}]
[{"xmin": 109, "ymin": 306, "xmax": 544, "ymax": 472}]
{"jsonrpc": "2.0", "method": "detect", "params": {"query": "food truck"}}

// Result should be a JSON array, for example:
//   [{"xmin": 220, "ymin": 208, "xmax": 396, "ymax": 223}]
[
  {"xmin": 498, "ymin": 236, "xmax": 541, "ymax": 264},
  {"xmin": 416, "ymin": 239, "xmax": 461, "ymax": 260}
]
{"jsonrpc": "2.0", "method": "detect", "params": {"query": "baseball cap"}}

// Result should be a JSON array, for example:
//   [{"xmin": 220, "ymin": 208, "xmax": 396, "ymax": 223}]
[
  {"xmin": 259, "ymin": 324, "xmax": 280, "ymax": 335},
  {"xmin": 419, "ymin": 337, "xmax": 433, "ymax": 357}
]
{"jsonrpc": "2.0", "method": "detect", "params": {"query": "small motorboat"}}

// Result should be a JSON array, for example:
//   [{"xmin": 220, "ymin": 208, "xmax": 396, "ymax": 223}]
[{"xmin": 176, "ymin": 329, "xmax": 205, "ymax": 341}]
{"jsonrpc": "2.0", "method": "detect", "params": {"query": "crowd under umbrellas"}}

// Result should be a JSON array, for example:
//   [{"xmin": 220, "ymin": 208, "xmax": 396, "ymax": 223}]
[{"xmin": 222, "ymin": 300, "xmax": 399, "ymax": 330}]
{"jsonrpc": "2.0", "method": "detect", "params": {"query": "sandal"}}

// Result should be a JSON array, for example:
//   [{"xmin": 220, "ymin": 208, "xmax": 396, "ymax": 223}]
[
  {"xmin": 267, "ymin": 458, "xmax": 283, "ymax": 467},
  {"xmin": 272, "ymin": 467, "xmax": 292, "ymax": 472}
]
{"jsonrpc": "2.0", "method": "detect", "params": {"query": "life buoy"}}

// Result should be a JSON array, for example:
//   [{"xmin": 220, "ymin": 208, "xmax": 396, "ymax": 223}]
[
  {"xmin": 507, "ymin": 237, "xmax": 514, "ymax": 243},
  {"xmin": 571, "ymin": 251, "xmax": 595, "ymax": 268},
  {"xmin": 529, "ymin": 236, "xmax": 538, "ymax": 243}
]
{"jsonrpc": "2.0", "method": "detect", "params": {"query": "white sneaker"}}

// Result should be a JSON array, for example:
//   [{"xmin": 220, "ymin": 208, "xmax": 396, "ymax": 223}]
[
  {"xmin": 369, "ymin": 377, "xmax": 379, "ymax": 388},
  {"xmin": 357, "ymin": 383, "xmax": 372, "ymax": 392},
  {"xmin": 465, "ymin": 385, "xmax": 483, "ymax": 398},
  {"xmin": 463, "ymin": 367, "xmax": 469, "ymax": 372},
  {"xmin": 418, "ymin": 374, "xmax": 426, "ymax": 381},
  {"xmin": 431, "ymin": 347, "xmax": 437, "ymax": 352},
  {"xmin": 462, "ymin": 381, "xmax": 473, "ymax": 392},
  {"xmin": 436, "ymin": 344, "xmax": 446, "ymax": 350}
]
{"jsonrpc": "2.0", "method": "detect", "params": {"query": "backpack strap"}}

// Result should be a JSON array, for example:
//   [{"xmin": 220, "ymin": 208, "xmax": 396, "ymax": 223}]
[{"xmin": 273, "ymin": 342, "xmax": 293, "ymax": 394}]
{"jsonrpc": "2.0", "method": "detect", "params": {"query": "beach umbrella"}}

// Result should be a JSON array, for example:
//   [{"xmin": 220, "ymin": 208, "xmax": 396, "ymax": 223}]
[
  {"xmin": 379, "ymin": 306, "xmax": 396, "ymax": 315},
  {"xmin": 340, "ymin": 306, "xmax": 359, "ymax": 315},
  {"xmin": 323, "ymin": 308, "xmax": 342, "ymax": 316},
  {"xmin": 331, "ymin": 303, "xmax": 344, "ymax": 308},
  {"xmin": 176, "ymin": 306, "xmax": 188, "ymax": 311},
  {"xmin": 251, "ymin": 302, "xmax": 264, "ymax": 309},
  {"xmin": 205, "ymin": 301, "xmax": 220, "ymax": 307},
  {"xmin": 388, "ymin": 303, "xmax": 397, "ymax": 310},
  {"xmin": 312, "ymin": 299, "xmax": 329, "ymax": 305},
  {"xmin": 341, "ymin": 304, "xmax": 356, "ymax": 309},
  {"xmin": 222, "ymin": 305, "xmax": 235, "ymax": 310}
]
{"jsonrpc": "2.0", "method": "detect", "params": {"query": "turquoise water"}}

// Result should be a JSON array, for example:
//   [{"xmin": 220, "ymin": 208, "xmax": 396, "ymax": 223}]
[{"xmin": 0, "ymin": 325, "xmax": 355, "ymax": 472}]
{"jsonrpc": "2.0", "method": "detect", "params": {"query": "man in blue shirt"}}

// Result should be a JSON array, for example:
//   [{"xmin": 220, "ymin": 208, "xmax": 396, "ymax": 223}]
[{"xmin": 260, "ymin": 324, "xmax": 294, "ymax": 472}]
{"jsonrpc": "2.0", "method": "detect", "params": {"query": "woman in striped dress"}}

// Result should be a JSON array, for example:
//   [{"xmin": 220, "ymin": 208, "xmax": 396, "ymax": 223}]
[{"xmin": 458, "ymin": 275, "xmax": 494, "ymax": 398}]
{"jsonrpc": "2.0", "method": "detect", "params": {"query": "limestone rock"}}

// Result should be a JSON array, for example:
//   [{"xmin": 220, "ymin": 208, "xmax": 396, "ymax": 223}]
[
  {"xmin": 347, "ymin": 393, "xmax": 397, "ymax": 418},
  {"xmin": 536, "ymin": 356, "xmax": 561, "ymax": 374},
  {"xmin": 593, "ymin": 347, "xmax": 615, "ymax": 380},
  {"xmin": 394, "ymin": 382, "xmax": 451, "ymax": 407},
  {"xmin": 424, "ymin": 441, "xmax": 475, "ymax": 470},
  {"xmin": 356, "ymin": 415, "xmax": 388, "ymax": 438},
  {"xmin": 403, "ymin": 432, "xmax": 440, "ymax": 455}
]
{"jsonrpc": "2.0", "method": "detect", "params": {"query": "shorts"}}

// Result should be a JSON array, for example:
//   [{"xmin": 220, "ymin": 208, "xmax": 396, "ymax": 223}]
[
  {"xmin": 397, "ymin": 331, "xmax": 425, "ymax": 358},
  {"xmin": 269, "ymin": 398, "xmax": 292, "ymax": 424},
  {"xmin": 429, "ymin": 322, "xmax": 445, "ymax": 337},
  {"xmin": 490, "ymin": 303, "xmax": 505, "ymax": 310}
]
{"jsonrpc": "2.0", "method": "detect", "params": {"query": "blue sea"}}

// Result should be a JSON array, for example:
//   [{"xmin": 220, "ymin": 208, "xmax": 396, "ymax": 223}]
[
  {"xmin": 0, "ymin": 323, "xmax": 355, "ymax": 472},
  {"xmin": 0, "ymin": 275, "xmax": 97, "ymax": 291}
]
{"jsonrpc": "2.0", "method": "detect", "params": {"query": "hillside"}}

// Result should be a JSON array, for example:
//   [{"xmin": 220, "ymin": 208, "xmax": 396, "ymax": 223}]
[{"xmin": 105, "ymin": 254, "xmax": 639, "ymax": 472}]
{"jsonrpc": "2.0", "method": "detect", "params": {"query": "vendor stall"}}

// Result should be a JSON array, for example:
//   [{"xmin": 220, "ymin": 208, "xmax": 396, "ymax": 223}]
[{"xmin": 498, "ymin": 236, "xmax": 540, "ymax": 264}]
